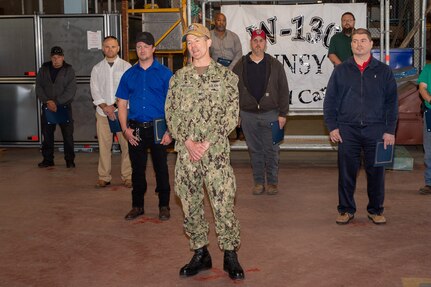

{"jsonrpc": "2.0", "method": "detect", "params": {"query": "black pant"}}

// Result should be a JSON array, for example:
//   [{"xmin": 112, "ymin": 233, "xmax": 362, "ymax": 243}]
[
  {"xmin": 128, "ymin": 124, "xmax": 170, "ymax": 208},
  {"xmin": 41, "ymin": 104, "xmax": 75, "ymax": 163},
  {"xmin": 337, "ymin": 124, "xmax": 385, "ymax": 215}
]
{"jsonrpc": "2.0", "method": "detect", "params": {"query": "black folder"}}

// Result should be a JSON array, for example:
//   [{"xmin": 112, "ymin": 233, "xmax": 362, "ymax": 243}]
[
  {"xmin": 154, "ymin": 118, "xmax": 167, "ymax": 144},
  {"xmin": 270, "ymin": 121, "xmax": 284, "ymax": 145},
  {"xmin": 425, "ymin": 109, "xmax": 431, "ymax": 132},
  {"xmin": 108, "ymin": 112, "xmax": 122, "ymax": 133},
  {"xmin": 217, "ymin": 57, "xmax": 232, "ymax": 67},
  {"xmin": 374, "ymin": 141, "xmax": 394, "ymax": 167},
  {"xmin": 44, "ymin": 105, "xmax": 70, "ymax": 125}
]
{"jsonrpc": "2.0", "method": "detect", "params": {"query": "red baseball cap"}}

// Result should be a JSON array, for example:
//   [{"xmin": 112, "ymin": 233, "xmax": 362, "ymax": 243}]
[{"xmin": 251, "ymin": 29, "xmax": 266, "ymax": 40}]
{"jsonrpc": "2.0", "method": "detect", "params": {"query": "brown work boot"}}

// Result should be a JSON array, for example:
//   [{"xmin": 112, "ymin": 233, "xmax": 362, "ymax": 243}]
[
  {"xmin": 252, "ymin": 184, "xmax": 265, "ymax": 195},
  {"xmin": 419, "ymin": 185, "xmax": 431, "ymax": 195},
  {"xmin": 95, "ymin": 180, "xmax": 110, "ymax": 188},
  {"xmin": 124, "ymin": 207, "xmax": 144, "ymax": 220},
  {"xmin": 159, "ymin": 206, "xmax": 171, "ymax": 221},
  {"xmin": 266, "ymin": 184, "xmax": 278, "ymax": 195},
  {"xmin": 336, "ymin": 212, "xmax": 354, "ymax": 225},
  {"xmin": 123, "ymin": 179, "xmax": 132, "ymax": 188},
  {"xmin": 367, "ymin": 213, "xmax": 386, "ymax": 225}
]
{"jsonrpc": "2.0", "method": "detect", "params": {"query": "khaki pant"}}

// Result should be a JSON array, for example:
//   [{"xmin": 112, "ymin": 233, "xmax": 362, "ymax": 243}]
[{"xmin": 96, "ymin": 112, "xmax": 131, "ymax": 182}]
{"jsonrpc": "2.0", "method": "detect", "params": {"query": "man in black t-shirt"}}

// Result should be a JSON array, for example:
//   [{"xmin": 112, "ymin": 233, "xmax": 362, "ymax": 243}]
[{"xmin": 233, "ymin": 30, "xmax": 290, "ymax": 196}]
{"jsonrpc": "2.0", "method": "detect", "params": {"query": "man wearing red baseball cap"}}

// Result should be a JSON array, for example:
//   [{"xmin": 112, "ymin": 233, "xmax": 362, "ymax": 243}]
[{"xmin": 233, "ymin": 29, "xmax": 290, "ymax": 195}]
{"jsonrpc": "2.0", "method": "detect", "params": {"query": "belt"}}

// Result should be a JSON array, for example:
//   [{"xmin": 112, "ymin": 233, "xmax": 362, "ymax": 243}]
[{"xmin": 128, "ymin": 119, "xmax": 153, "ymax": 128}]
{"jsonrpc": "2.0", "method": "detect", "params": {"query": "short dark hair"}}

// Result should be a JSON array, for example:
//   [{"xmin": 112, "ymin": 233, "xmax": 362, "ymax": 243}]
[
  {"xmin": 341, "ymin": 12, "xmax": 355, "ymax": 20},
  {"xmin": 104, "ymin": 35, "xmax": 118, "ymax": 41},
  {"xmin": 214, "ymin": 12, "xmax": 226, "ymax": 20},
  {"xmin": 103, "ymin": 35, "xmax": 119, "ymax": 45},
  {"xmin": 352, "ymin": 28, "xmax": 372, "ymax": 41}
]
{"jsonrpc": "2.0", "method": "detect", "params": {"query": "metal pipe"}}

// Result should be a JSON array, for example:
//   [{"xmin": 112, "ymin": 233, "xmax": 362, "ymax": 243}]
[
  {"xmin": 39, "ymin": 0, "xmax": 43, "ymax": 13},
  {"xmin": 82, "ymin": 0, "xmax": 89, "ymax": 13},
  {"xmin": 380, "ymin": 0, "xmax": 384, "ymax": 62},
  {"xmin": 128, "ymin": 8, "xmax": 181, "ymax": 12},
  {"xmin": 187, "ymin": 0, "xmax": 191, "ymax": 25},
  {"xmin": 209, "ymin": 2, "xmax": 212, "ymax": 23},
  {"xmin": 108, "ymin": 0, "xmax": 112, "ymax": 12},
  {"xmin": 21, "ymin": 0, "xmax": 25, "ymax": 15},
  {"xmin": 95, "ymin": 0, "xmax": 98, "ymax": 13},
  {"xmin": 154, "ymin": 19, "xmax": 181, "ymax": 46},
  {"xmin": 202, "ymin": 1, "xmax": 206, "ymax": 26},
  {"xmin": 35, "ymin": 15, "xmax": 42, "ymax": 68},
  {"xmin": 385, "ymin": 0, "xmax": 390, "ymax": 66},
  {"xmin": 104, "ymin": 13, "xmax": 109, "ymax": 37},
  {"xmin": 420, "ymin": 0, "xmax": 426, "ymax": 71}
]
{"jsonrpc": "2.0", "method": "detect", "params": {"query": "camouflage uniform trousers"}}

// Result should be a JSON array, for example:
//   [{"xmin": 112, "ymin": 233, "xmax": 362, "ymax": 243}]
[{"xmin": 175, "ymin": 144, "xmax": 241, "ymax": 251}]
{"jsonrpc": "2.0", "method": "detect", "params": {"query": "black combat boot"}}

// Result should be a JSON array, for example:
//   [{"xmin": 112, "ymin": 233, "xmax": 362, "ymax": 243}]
[
  {"xmin": 179, "ymin": 246, "xmax": 212, "ymax": 277},
  {"xmin": 223, "ymin": 250, "xmax": 244, "ymax": 280}
]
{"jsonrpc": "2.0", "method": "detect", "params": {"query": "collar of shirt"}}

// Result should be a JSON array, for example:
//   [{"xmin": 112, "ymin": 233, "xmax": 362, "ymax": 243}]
[
  {"xmin": 355, "ymin": 54, "xmax": 372, "ymax": 72},
  {"xmin": 104, "ymin": 56, "xmax": 119, "ymax": 66},
  {"xmin": 136, "ymin": 58, "xmax": 163, "ymax": 72},
  {"xmin": 246, "ymin": 53, "xmax": 266, "ymax": 65}
]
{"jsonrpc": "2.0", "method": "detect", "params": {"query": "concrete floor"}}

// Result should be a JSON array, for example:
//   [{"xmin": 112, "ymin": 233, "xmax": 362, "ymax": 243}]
[{"xmin": 0, "ymin": 146, "xmax": 430, "ymax": 287}]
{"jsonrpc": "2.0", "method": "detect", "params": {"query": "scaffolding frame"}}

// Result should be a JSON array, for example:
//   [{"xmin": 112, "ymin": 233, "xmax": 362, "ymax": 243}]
[{"xmin": 122, "ymin": 0, "xmax": 188, "ymax": 69}]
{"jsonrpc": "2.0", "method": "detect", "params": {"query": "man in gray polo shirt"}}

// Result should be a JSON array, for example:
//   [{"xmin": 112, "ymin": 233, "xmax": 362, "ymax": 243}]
[{"xmin": 210, "ymin": 12, "xmax": 242, "ymax": 70}]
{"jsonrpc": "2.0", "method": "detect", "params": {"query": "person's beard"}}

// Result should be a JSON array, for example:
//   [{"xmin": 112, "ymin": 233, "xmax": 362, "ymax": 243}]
[
  {"xmin": 216, "ymin": 25, "xmax": 226, "ymax": 33},
  {"xmin": 343, "ymin": 27, "xmax": 354, "ymax": 36}
]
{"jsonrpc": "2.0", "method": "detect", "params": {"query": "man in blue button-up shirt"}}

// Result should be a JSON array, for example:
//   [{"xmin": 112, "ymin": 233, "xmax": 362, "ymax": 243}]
[{"xmin": 117, "ymin": 32, "xmax": 173, "ymax": 221}]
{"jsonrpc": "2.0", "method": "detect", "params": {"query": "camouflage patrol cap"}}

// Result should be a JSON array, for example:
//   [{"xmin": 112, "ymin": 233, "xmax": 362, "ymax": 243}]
[{"xmin": 182, "ymin": 23, "xmax": 211, "ymax": 42}]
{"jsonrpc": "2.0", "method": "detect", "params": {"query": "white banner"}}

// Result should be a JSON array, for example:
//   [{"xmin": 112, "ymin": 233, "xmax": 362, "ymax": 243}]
[{"xmin": 223, "ymin": 3, "xmax": 367, "ymax": 114}]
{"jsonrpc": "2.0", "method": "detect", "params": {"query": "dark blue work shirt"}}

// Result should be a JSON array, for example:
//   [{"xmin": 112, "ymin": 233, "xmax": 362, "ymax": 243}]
[{"xmin": 116, "ymin": 59, "xmax": 173, "ymax": 122}]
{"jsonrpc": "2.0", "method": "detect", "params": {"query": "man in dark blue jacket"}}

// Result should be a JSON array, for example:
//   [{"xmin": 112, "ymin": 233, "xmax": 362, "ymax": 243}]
[{"xmin": 323, "ymin": 28, "xmax": 398, "ymax": 225}]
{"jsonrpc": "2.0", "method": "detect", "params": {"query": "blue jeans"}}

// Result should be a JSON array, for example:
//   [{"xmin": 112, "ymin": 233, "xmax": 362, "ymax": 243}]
[
  {"xmin": 240, "ymin": 110, "xmax": 280, "ymax": 185},
  {"xmin": 423, "ymin": 110, "xmax": 431, "ymax": 185}
]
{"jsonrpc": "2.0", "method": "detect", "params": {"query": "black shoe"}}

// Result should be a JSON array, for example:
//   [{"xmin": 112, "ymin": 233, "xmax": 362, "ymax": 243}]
[
  {"xmin": 38, "ymin": 161, "xmax": 54, "ymax": 168},
  {"xmin": 124, "ymin": 207, "xmax": 144, "ymax": 220},
  {"xmin": 224, "ymin": 250, "xmax": 244, "ymax": 280},
  {"xmin": 66, "ymin": 161, "xmax": 75, "ymax": 168},
  {"xmin": 159, "ymin": 206, "xmax": 170, "ymax": 221},
  {"xmin": 179, "ymin": 246, "xmax": 212, "ymax": 277}
]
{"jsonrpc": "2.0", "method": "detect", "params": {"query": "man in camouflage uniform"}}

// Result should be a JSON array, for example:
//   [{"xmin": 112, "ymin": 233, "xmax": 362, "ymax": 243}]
[{"xmin": 165, "ymin": 23, "xmax": 244, "ymax": 281}]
